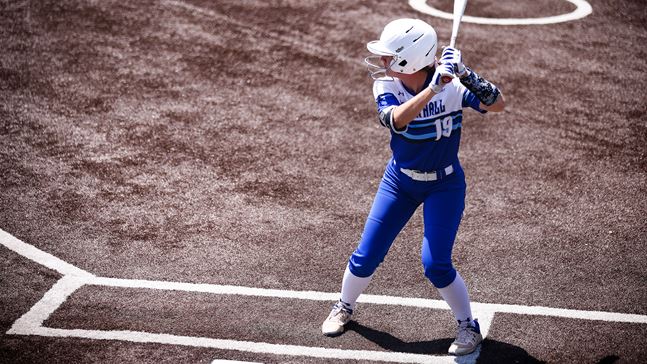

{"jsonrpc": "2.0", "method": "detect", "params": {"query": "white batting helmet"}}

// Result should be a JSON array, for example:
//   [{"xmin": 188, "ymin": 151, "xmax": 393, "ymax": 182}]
[{"xmin": 365, "ymin": 18, "xmax": 438, "ymax": 79}]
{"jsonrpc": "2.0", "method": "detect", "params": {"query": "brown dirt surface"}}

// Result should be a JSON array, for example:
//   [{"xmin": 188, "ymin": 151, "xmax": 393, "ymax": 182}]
[{"xmin": 1, "ymin": 0, "xmax": 646, "ymax": 363}]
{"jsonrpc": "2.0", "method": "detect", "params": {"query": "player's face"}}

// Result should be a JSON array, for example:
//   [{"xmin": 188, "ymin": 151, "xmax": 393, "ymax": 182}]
[{"xmin": 381, "ymin": 56, "xmax": 398, "ymax": 77}]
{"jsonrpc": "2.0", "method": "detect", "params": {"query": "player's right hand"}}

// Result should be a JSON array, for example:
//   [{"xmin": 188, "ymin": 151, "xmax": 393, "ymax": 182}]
[
  {"xmin": 430, "ymin": 63, "xmax": 455, "ymax": 93},
  {"xmin": 440, "ymin": 46, "xmax": 468, "ymax": 78}
]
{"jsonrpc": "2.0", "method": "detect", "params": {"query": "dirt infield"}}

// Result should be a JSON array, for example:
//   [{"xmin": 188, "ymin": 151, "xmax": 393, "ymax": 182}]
[{"xmin": 1, "ymin": 0, "xmax": 646, "ymax": 363}]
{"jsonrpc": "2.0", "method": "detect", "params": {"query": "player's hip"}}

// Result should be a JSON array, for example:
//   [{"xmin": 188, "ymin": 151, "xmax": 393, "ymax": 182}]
[{"xmin": 382, "ymin": 157, "xmax": 466, "ymax": 200}]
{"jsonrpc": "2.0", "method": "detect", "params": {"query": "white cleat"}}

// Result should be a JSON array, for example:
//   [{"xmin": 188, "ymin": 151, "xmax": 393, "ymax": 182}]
[
  {"xmin": 321, "ymin": 301, "xmax": 353, "ymax": 337},
  {"xmin": 448, "ymin": 319, "xmax": 483, "ymax": 356}
]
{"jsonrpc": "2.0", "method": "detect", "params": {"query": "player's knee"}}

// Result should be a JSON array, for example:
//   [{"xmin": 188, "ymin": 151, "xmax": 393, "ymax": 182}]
[
  {"xmin": 348, "ymin": 251, "xmax": 383, "ymax": 278},
  {"xmin": 423, "ymin": 260, "xmax": 456, "ymax": 288}
]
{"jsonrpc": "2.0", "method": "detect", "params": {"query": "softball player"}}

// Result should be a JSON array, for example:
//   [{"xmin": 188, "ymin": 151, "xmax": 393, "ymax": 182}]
[{"xmin": 321, "ymin": 18, "xmax": 505, "ymax": 356}]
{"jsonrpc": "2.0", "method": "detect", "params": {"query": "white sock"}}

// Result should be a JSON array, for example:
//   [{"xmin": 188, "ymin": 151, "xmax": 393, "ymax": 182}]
[
  {"xmin": 436, "ymin": 272, "xmax": 474, "ymax": 324},
  {"xmin": 340, "ymin": 265, "xmax": 373, "ymax": 310}
]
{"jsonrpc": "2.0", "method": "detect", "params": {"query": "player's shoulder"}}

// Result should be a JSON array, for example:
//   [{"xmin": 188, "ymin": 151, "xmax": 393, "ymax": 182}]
[{"xmin": 372, "ymin": 77, "xmax": 399, "ymax": 97}]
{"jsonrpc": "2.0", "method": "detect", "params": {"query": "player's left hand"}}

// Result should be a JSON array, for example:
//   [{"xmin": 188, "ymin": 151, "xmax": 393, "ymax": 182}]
[
  {"xmin": 440, "ymin": 46, "xmax": 468, "ymax": 78},
  {"xmin": 430, "ymin": 63, "xmax": 455, "ymax": 93}
]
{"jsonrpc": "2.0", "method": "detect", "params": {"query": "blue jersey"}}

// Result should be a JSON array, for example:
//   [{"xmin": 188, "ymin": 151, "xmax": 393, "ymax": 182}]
[{"xmin": 373, "ymin": 72, "xmax": 485, "ymax": 172}]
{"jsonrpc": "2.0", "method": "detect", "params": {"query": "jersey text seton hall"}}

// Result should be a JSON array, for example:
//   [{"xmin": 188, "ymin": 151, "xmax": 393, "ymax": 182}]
[{"xmin": 420, "ymin": 100, "xmax": 446, "ymax": 118}]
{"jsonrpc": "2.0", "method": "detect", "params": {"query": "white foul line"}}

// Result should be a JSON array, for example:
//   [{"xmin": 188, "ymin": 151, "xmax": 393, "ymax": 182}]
[
  {"xmin": 0, "ymin": 229, "xmax": 93, "ymax": 278},
  {"xmin": 2, "ymin": 227, "xmax": 647, "ymax": 364}
]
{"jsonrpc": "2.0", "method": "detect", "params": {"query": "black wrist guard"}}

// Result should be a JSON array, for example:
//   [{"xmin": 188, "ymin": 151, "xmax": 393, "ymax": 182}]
[{"xmin": 460, "ymin": 68, "xmax": 500, "ymax": 106}]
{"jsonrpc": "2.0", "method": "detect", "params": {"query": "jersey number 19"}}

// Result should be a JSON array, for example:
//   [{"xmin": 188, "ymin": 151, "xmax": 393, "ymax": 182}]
[{"xmin": 434, "ymin": 116, "xmax": 453, "ymax": 141}]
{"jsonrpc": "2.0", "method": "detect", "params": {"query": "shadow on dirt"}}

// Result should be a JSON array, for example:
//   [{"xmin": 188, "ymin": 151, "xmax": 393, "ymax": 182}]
[{"xmin": 347, "ymin": 321, "xmax": 545, "ymax": 363}]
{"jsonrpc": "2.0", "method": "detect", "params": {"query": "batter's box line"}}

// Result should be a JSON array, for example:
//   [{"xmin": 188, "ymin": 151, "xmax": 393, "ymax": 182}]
[
  {"xmin": 2, "ymin": 229, "xmax": 647, "ymax": 364},
  {"xmin": 7, "ymin": 278, "xmax": 477, "ymax": 364}
]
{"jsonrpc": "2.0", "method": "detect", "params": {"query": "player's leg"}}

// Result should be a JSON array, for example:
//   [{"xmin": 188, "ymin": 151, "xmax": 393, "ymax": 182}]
[
  {"xmin": 421, "ymin": 183, "xmax": 469, "ymax": 318},
  {"xmin": 344, "ymin": 177, "xmax": 418, "ymax": 303},
  {"xmin": 420, "ymin": 181, "xmax": 482, "ymax": 355},
  {"xmin": 322, "ymin": 168, "xmax": 419, "ymax": 336}
]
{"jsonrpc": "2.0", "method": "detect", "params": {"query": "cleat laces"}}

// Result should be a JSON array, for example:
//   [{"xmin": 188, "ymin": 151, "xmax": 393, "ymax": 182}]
[
  {"xmin": 455, "ymin": 320, "xmax": 479, "ymax": 345},
  {"xmin": 328, "ymin": 301, "xmax": 352, "ymax": 323}
]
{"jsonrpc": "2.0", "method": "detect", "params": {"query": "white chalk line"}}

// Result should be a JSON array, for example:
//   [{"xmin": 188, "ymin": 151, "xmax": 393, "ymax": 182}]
[
  {"xmin": 3, "ymin": 228, "xmax": 647, "ymax": 364},
  {"xmin": 8, "ymin": 275, "xmax": 90, "ymax": 335},
  {"xmin": 88, "ymin": 276, "xmax": 647, "ymax": 325},
  {"xmin": 409, "ymin": 0, "xmax": 593, "ymax": 25},
  {"xmin": 14, "ymin": 326, "xmax": 471, "ymax": 364},
  {"xmin": 0, "ymin": 229, "xmax": 93, "ymax": 278}
]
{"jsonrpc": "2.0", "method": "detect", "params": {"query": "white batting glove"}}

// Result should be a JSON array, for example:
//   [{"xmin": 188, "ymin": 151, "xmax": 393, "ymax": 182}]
[
  {"xmin": 430, "ymin": 63, "xmax": 455, "ymax": 93},
  {"xmin": 440, "ymin": 47, "xmax": 468, "ymax": 78}
]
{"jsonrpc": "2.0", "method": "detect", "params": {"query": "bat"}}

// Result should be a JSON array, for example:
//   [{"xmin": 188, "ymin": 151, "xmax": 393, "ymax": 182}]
[
  {"xmin": 441, "ymin": 0, "xmax": 468, "ymax": 84},
  {"xmin": 450, "ymin": 0, "xmax": 468, "ymax": 48}
]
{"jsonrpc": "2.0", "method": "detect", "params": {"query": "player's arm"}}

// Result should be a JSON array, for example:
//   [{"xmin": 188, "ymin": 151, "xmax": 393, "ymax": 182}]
[
  {"xmin": 461, "ymin": 70, "xmax": 505, "ymax": 113},
  {"xmin": 440, "ymin": 47, "xmax": 505, "ymax": 113},
  {"xmin": 389, "ymin": 63, "xmax": 456, "ymax": 130},
  {"xmin": 391, "ymin": 88, "xmax": 434, "ymax": 130},
  {"xmin": 478, "ymin": 90, "xmax": 505, "ymax": 112}
]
